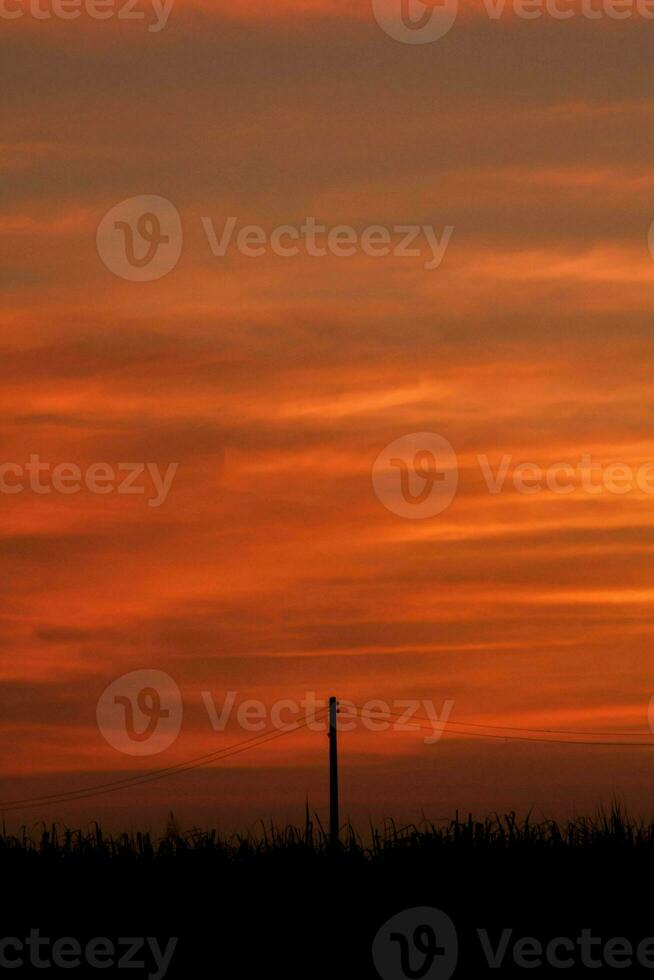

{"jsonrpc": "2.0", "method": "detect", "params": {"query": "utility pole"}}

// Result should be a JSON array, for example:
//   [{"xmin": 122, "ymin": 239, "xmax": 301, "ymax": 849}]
[{"xmin": 328, "ymin": 696, "xmax": 339, "ymax": 845}]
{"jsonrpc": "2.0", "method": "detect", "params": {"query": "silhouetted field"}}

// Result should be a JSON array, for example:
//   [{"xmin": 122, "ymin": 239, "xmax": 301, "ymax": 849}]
[
  {"xmin": 8, "ymin": 805, "xmax": 654, "ymax": 861},
  {"xmin": 3, "ymin": 807, "xmax": 654, "ymax": 977}
]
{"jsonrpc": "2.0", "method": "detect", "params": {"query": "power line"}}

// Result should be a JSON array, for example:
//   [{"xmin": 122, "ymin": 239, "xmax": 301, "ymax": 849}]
[
  {"xmin": 6, "ymin": 718, "xmax": 325, "ymax": 808},
  {"xmin": 428, "ymin": 718, "xmax": 649, "ymax": 738},
  {"xmin": 350, "ymin": 705, "xmax": 654, "ymax": 747},
  {"xmin": 3, "ymin": 699, "xmax": 652, "ymax": 815},
  {"xmin": 0, "ymin": 719, "xmax": 322, "ymax": 812},
  {"xmin": 0, "ymin": 713, "xmax": 327, "ymax": 813}
]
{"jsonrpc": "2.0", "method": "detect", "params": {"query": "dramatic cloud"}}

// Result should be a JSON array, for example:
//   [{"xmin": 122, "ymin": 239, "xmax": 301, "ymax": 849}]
[{"xmin": 1, "ymin": 2, "xmax": 653, "ymax": 830}]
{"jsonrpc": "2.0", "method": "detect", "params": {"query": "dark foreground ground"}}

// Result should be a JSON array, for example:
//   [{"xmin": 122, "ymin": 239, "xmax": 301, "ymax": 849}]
[{"xmin": 3, "ymin": 809, "xmax": 654, "ymax": 978}]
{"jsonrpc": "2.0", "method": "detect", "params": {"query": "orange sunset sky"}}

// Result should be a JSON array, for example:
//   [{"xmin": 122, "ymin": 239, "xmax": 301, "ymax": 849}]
[{"xmin": 2, "ymin": 0, "xmax": 654, "ymax": 830}]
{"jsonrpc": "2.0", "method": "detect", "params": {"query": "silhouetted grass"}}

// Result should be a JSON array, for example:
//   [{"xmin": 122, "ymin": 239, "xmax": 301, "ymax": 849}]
[
  {"xmin": 2, "ymin": 803, "xmax": 653, "ymax": 868},
  {"xmin": 3, "ymin": 805, "xmax": 654, "ymax": 977}
]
